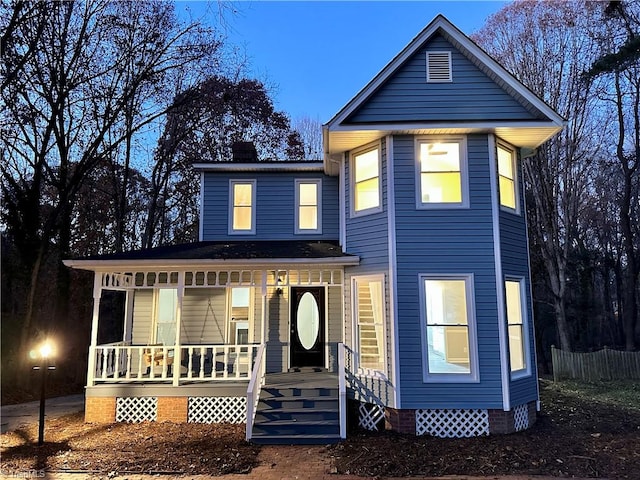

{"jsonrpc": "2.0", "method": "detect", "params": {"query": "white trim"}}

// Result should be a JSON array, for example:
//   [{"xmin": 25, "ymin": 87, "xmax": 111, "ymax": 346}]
[
  {"xmin": 505, "ymin": 276, "xmax": 532, "ymax": 380},
  {"xmin": 228, "ymin": 179, "xmax": 257, "ymax": 235},
  {"xmin": 199, "ymin": 172, "xmax": 205, "ymax": 241},
  {"xmin": 414, "ymin": 135, "xmax": 469, "ymax": 209},
  {"xmin": 488, "ymin": 134, "xmax": 511, "ymax": 411},
  {"xmin": 419, "ymin": 273, "xmax": 480, "ymax": 383},
  {"xmin": 326, "ymin": 15, "xmax": 564, "ymax": 129},
  {"xmin": 351, "ymin": 274, "xmax": 388, "ymax": 379},
  {"xmin": 64, "ymin": 257, "xmax": 360, "ymax": 271},
  {"xmin": 496, "ymin": 140, "xmax": 521, "ymax": 215},
  {"xmin": 349, "ymin": 141, "xmax": 383, "ymax": 218},
  {"xmin": 194, "ymin": 162, "xmax": 324, "ymax": 172},
  {"xmin": 294, "ymin": 178, "xmax": 323, "ymax": 235},
  {"xmin": 339, "ymin": 156, "xmax": 347, "ymax": 250},
  {"xmin": 386, "ymin": 135, "xmax": 401, "ymax": 407},
  {"xmin": 327, "ymin": 121, "xmax": 563, "ymax": 133}
]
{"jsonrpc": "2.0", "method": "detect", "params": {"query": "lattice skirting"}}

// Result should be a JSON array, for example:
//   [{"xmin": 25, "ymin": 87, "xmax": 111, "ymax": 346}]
[
  {"xmin": 116, "ymin": 397, "xmax": 157, "ymax": 423},
  {"xmin": 188, "ymin": 396, "xmax": 246, "ymax": 424},
  {"xmin": 513, "ymin": 403, "xmax": 529, "ymax": 432},
  {"xmin": 358, "ymin": 402, "xmax": 385, "ymax": 431},
  {"xmin": 416, "ymin": 408, "xmax": 489, "ymax": 438}
]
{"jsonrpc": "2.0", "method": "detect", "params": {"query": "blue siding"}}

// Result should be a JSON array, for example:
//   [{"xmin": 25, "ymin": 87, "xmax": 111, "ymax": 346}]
[
  {"xmin": 201, "ymin": 171, "xmax": 339, "ymax": 241},
  {"xmin": 347, "ymin": 34, "xmax": 544, "ymax": 124},
  {"xmin": 498, "ymin": 146, "xmax": 538, "ymax": 406},
  {"xmin": 344, "ymin": 139, "xmax": 389, "ymax": 272},
  {"xmin": 393, "ymin": 134, "xmax": 503, "ymax": 409}
]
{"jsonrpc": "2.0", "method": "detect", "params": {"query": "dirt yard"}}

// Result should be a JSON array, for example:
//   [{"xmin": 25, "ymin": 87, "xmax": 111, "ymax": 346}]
[{"xmin": 1, "ymin": 380, "xmax": 639, "ymax": 478}]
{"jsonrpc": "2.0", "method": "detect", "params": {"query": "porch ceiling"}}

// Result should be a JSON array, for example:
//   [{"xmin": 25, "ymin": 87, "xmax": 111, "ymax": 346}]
[{"xmin": 64, "ymin": 240, "xmax": 359, "ymax": 271}]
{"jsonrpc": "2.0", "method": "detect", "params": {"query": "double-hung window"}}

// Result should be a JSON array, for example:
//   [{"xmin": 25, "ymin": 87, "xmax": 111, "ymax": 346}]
[
  {"xmin": 295, "ymin": 179, "xmax": 322, "ymax": 234},
  {"xmin": 228, "ymin": 287, "xmax": 251, "ymax": 345},
  {"xmin": 420, "ymin": 274, "xmax": 478, "ymax": 382},
  {"xmin": 229, "ymin": 180, "xmax": 256, "ymax": 234},
  {"xmin": 416, "ymin": 137, "xmax": 468, "ymax": 208},
  {"xmin": 505, "ymin": 279, "xmax": 527, "ymax": 375},
  {"xmin": 497, "ymin": 144, "xmax": 518, "ymax": 211},
  {"xmin": 353, "ymin": 275, "xmax": 386, "ymax": 376},
  {"xmin": 351, "ymin": 145, "xmax": 381, "ymax": 216}
]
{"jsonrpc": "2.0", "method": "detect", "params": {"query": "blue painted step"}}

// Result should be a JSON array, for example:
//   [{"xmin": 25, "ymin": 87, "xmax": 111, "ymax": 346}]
[{"xmin": 250, "ymin": 371, "xmax": 341, "ymax": 445}]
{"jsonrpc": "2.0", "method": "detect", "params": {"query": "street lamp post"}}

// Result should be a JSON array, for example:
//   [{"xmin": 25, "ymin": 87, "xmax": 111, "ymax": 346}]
[{"xmin": 31, "ymin": 340, "xmax": 56, "ymax": 446}]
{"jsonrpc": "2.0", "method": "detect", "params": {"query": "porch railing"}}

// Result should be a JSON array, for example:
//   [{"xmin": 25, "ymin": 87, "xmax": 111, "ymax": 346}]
[
  {"xmin": 88, "ymin": 343, "xmax": 260, "ymax": 386},
  {"xmin": 246, "ymin": 343, "xmax": 266, "ymax": 441}
]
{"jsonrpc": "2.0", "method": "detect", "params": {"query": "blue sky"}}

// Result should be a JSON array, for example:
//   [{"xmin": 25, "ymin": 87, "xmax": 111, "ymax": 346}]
[{"xmin": 178, "ymin": 1, "xmax": 509, "ymax": 123}]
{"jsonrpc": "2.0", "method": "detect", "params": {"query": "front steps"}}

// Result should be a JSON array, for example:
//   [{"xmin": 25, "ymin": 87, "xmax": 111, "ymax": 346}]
[{"xmin": 250, "ymin": 370, "xmax": 341, "ymax": 445}]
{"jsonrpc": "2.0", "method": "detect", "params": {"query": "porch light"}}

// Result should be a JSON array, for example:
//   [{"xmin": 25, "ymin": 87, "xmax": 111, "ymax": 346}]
[
  {"xmin": 276, "ymin": 276, "xmax": 283, "ymax": 295},
  {"xmin": 30, "ymin": 339, "xmax": 56, "ymax": 446}
]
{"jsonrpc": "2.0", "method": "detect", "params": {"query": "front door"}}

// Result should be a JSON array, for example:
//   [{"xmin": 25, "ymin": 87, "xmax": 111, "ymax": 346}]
[{"xmin": 290, "ymin": 287, "xmax": 325, "ymax": 368}]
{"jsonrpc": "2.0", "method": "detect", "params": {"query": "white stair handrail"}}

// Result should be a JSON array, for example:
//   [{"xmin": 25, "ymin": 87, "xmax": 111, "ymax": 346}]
[
  {"xmin": 246, "ymin": 343, "xmax": 266, "ymax": 441},
  {"xmin": 338, "ymin": 342, "xmax": 347, "ymax": 439}
]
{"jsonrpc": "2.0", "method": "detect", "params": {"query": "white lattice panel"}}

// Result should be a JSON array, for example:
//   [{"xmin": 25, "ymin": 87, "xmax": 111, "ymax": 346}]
[
  {"xmin": 116, "ymin": 397, "xmax": 157, "ymax": 423},
  {"xmin": 416, "ymin": 408, "xmax": 489, "ymax": 438},
  {"xmin": 188, "ymin": 397, "xmax": 246, "ymax": 424},
  {"xmin": 358, "ymin": 403, "xmax": 385, "ymax": 431},
  {"xmin": 513, "ymin": 403, "xmax": 529, "ymax": 432}
]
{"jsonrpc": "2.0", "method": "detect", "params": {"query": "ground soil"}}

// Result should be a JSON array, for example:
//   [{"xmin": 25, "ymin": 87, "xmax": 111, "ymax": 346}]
[{"xmin": 1, "ymin": 380, "xmax": 639, "ymax": 479}]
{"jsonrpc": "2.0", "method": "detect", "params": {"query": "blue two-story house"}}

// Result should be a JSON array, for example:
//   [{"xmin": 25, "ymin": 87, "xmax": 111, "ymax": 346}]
[{"xmin": 65, "ymin": 15, "xmax": 564, "ymax": 443}]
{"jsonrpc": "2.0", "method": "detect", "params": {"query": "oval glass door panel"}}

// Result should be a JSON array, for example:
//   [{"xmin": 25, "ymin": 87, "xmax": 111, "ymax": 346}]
[{"xmin": 297, "ymin": 292, "xmax": 320, "ymax": 350}]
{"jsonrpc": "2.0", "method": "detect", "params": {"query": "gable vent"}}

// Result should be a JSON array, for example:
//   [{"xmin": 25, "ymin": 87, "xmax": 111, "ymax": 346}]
[{"xmin": 427, "ymin": 51, "xmax": 452, "ymax": 82}]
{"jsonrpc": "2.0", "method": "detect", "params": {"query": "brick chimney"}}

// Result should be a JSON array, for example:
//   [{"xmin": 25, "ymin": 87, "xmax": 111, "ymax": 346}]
[{"xmin": 231, "ymin": 141, "xmax": 258, "ymax": 162}]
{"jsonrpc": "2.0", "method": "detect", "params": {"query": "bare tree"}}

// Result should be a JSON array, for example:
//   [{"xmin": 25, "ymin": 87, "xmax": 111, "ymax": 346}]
[
  {"xmin": 292, "ymin": 115, "xmax": 323, "ymax": 160},
  {"xmin": 474, "ymin": 0, "xmax": 607, "ymax": 351}
]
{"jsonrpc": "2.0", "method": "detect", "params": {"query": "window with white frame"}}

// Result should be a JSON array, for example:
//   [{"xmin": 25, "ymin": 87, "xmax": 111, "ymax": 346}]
[
  {"xmin": 155, "ymin": 288, "xmax": 177, "ymax": 345},
  {"xmin": 420, "ymin": 275, "xmax": 478, "ymax": 381},
  {"xmin": 416, "ymin": 138, "xmax": 467, "ymax": 207},
  {"xmin": 295, "ymin": 179, "xmax": 321, "ymax": 233},
  {"xmin": 497, "ymin": 144, "xmax": 518, "ymax": 211},
  {"xmin": 353, "ymin": 275, "xmax": 386, "ymax": 375},
  {"xmin": 229, "ymin": 180, "xmax": 256, "ymax": 233},
  {"xmin": 351, "ymin": 145, "xmax": 381, "ymax": 215},
  {"xmin": 228, "ymin": 287, "xmax": 251, "ymax": 345},
  {"xmin": 505, "ymin": 279, "xmax": 527, "ymax": 373}
]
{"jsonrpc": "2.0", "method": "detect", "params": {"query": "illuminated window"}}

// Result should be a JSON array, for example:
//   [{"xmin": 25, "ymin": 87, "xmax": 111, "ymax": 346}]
[
  {"xmin": 353, "ymin": 275, "xmax": 386, "ymax": 376},
  {"xmin": 295, "ymin": 179, "xmax": 321, "ymax": 233},
  {"xmin": 417, "ymin": 138, "xmax": 467, "ymax": 207},
  {"xmin": 228, "ymin": 287, "xmax": 251, "ymax": 345},
  {"xmin": 229, "ymin": 180, "xmax": 256, "ymax": 234},
  {"xmin": 498, "ymin": 144, "xmax": 517, "ymax": 210},
  {"xmin": 420, "ymin": 275, "xmax": 478, "ymax": 382},
  {"xmin": 505, "ymin": 279, "xmax": 527, "ymax": 373},
  {"xmin": 351, "ymin": 146, "xmax": 381, "ymax": 215}
]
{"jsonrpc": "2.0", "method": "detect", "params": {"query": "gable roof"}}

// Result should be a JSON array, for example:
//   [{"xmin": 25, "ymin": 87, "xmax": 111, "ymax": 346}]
[{"xmin": 323, "ymin": 14, "xmax": 565, "ymax": 171}]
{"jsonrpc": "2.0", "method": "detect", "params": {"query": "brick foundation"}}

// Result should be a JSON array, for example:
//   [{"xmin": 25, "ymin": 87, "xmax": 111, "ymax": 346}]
[
  {"xmin": 384, "ymin": 407, "xmax": 416, "ymax": 434},
  {"xmin": 488, "ymin": 401, "xmax": 537, "ymax": 434},
  {"xmin": 157, "ymin": 397, "xmax": 188, "ymax": 423},
  {"xmin": 85, "ymin": 397, "xmax": 116, "ymax": 423}
]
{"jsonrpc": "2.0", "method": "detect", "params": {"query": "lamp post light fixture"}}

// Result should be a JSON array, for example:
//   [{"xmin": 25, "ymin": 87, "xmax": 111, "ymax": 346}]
[{"xmin": 30, "ymin": 340, "xmax": 56, "ymax": 446}]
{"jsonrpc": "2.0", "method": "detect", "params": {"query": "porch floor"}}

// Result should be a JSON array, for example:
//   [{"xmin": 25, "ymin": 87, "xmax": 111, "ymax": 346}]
[{"xmin": 263, "ymin": 370, "xmax": 339, "ymax": 389}]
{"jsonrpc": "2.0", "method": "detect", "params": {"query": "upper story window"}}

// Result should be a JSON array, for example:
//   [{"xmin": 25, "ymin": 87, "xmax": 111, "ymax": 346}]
[
  {"xmin": 351, "ymin": 144, "xmax": 382, "ymax": 217},
  {"xmin": 420, "ymin": 274, "xmax": 479, "ymax": 382},
  {"xmin": 497, "ymin": 144, "xmax": 518, "ymax": 212},
  {"xmin": 505, "ymin": 278, "xmax": 528, "ymax": 376},
  {"xmin": 295, "ymin": 179, "xmax": 322, "ymax": 234},
  {"xmin": 229, "ymin": 180, "xmax": 256, "ymax": 234},
  {"xmin": 416, "ymin": 137, "xmax": 468, "ymax": 208}
]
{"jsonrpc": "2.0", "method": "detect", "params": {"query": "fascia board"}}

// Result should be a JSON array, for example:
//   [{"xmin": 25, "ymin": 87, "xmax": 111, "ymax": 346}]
[
  {"xmin": 63, "ymin": 256, "xmax": 361, "ymax": 271},
  {"xmin": 193, "ymin": 162, "xmax": 324, "ymax": 172}
]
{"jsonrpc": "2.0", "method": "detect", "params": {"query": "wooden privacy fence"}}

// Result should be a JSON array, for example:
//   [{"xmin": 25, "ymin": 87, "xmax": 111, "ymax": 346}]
[{"xmin": 551, "ymin": 346, "xmax": 640, "ymax": 382}]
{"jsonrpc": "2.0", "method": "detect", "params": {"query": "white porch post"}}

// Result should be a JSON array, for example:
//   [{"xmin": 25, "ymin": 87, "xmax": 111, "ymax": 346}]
[
  {"xmin": 261, "ymin": 270, "xmax": 267, "ymax": 344},
  {"xmin": 87, "ymin": 273, "xmax": 103, "ymax": 387},
  {"xmin": 122, "ymin": 289, "xmax": 135, "ymax": 344},
  {"xmin": 173, "ymin": 272, "xmax": 185, "ymax": 386}
]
